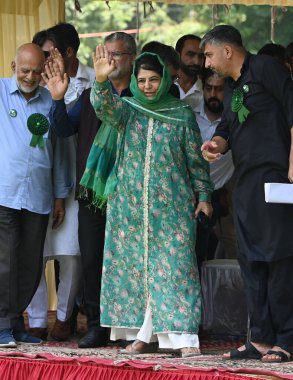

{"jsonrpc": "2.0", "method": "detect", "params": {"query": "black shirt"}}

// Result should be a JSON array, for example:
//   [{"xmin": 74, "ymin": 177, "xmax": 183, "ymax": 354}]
[{"xmin": 214, "ymin": 53, "xmax": 293, "ymax": 261}]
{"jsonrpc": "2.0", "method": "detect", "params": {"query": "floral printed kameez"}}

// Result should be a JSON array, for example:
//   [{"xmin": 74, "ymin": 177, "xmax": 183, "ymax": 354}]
[{"xmin": 90, "ymin": 79, "xmax": 213, "ymax": 337}]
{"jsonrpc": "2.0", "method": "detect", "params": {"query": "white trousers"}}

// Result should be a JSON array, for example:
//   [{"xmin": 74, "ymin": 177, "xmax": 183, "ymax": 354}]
[
  {"xmin": 110, "ymin": 305, "xmax": 199, "ymax": 349},
  {"xmin": 27, "ymin": 255, "xmax": 81, "ymax": 327}
]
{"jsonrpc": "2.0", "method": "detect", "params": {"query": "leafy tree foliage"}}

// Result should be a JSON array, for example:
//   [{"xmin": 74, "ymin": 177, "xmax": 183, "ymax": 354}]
[{"xmin": 65, "ymin": 1, "xmax": 293, "ymax": 65}]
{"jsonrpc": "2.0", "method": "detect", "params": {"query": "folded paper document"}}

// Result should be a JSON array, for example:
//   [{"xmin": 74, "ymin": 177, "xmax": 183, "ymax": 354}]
[{"xmin": 265, "ymin": 183, "xmax": 293, "ymax": 204}]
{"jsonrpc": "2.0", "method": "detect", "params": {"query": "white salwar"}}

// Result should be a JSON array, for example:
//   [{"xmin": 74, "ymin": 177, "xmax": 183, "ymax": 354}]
[{"xmin": 110, "ymin": 305, "xmax": 199, "ymax": 350}]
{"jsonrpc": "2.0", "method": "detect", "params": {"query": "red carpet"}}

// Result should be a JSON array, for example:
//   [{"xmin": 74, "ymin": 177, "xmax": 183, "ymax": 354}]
[
  {"xmin": 1, "ymin": 339, "xmax": 293, "ymax": 379},
  {"xmin": 0, "ymin": 312, "xmax": 292, "ymax": 379}
]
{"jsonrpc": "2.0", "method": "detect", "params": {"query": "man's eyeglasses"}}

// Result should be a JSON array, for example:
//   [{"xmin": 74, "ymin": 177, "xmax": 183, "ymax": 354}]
[{"xmin": 109, "ymin": 51, "xmax": 132, "ymax": 60}]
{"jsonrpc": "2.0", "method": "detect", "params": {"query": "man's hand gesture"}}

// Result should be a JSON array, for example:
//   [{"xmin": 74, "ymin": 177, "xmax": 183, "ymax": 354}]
[
  {"xmin": 42, "ymin": 49, "xmax": 69, "ymax": 101},
  {"xmin": 92, "ymin": 44, "xmax": 116, "ymax": 83},
  {"xmin": 201, "ymin": 136, "xmax": 228, "ymax": 162}
]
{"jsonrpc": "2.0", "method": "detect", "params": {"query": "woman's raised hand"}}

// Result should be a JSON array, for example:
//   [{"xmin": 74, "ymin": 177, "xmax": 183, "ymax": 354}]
[{"xmin": 92, "ymin": 44, "xmax": 116, "ymax": 83}]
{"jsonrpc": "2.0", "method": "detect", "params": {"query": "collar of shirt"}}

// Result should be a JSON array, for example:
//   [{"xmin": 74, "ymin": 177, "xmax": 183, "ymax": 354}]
[
  {"xmin": 227, "ymin": 51, "xmax": 251, "ymax": 89},
  {"xmin": 240, "ymin": 52, "xmax": 251, "ymax": 76},
  {"xmin": 10, "ymin": 75, "xmax": 44, "ymax": 102},
  {"xmin": 110, "ymin": 82, "xmax": 132, "ymax": 97},
  {"xmin": 73, "ymin": 61, "xmax": 95, "ymax": 83},
  {"xmin": 175, "ymin": 78, "xmax": 203, "ymax": 99},
  {"xmin": 65, "ymin": 63, "xmax": 95, "ymax": 107}
]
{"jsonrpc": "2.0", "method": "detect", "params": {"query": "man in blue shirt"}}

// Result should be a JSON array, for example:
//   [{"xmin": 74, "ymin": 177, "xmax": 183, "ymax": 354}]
[
  {"xmin": 27, "ymin": 23, "xmax": 95, "ymax": 343},
  {"xmin": 0, "ymin": 43, "xmax": 70, "ymax": 347}
]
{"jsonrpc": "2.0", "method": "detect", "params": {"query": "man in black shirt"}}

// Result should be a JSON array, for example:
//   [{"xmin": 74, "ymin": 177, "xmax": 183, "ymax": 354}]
[{"xmin": 201, "ymin": 25, "xmax": 293, "ymax": 363}]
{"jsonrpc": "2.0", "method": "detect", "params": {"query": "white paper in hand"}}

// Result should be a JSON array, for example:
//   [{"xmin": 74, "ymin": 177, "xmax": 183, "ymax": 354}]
[{"xmin": 264, "ymin": 183, "xmax": 293, "ymax": 204}]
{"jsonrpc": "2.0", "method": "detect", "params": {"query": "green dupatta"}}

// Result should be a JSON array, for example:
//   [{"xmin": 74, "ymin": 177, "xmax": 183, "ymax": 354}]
[{"xmin": 80, "ymin": 52, "xmax": 196, "ymax": 208}]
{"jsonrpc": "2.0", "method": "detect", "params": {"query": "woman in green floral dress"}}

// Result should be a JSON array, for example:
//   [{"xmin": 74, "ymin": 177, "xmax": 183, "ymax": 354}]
[{"xmin": 89, "ymin": 46, "xmax": 213, "ymax": 357}]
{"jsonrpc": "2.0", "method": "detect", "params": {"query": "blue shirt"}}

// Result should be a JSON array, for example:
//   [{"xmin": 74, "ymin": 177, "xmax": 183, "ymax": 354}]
[{"xmin": 0, "ymin": 76, "xmax": 72, "ymax": 214}]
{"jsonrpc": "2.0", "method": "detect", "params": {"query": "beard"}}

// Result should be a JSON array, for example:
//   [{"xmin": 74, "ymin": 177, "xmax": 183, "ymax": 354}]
[
  {"xmin": 180, "ymin": 62, "xmax": 201, "ymax": 77},
  {"xmin": 205, "ymin": 97, "xmax": 224, "ymax": 114},
  {"xmin": 17, "ymin": 80, "xmax": 39, "ymax": 94},
  {"xmin": 210, "ymin": 67, "xmax": 227, "ymax": 78},
  {"xmin": 108, "ymin": 65, "xmax": 131, "ymax": 80}
]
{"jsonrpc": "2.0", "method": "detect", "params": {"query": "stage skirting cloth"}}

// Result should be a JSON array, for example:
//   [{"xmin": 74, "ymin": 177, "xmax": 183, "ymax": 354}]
[{"xmin": 0, "ymin": 343, "xmax": 293, "ymax": 380}]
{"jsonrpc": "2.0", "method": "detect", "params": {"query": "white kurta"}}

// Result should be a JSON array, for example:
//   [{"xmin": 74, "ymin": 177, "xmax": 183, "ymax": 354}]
[{"xmin": 44, "ymin": 135, "xmax": 79, "ymax": 258}]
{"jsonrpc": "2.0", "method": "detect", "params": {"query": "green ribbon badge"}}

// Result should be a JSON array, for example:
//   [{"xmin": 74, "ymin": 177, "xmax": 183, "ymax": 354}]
[
  {"xmin": 27, "ymin": 113, "xmax": 49, "ymax": 148},
  {"xmin": 231, "ymin": 85, "xmax": 250, "ymax": 123}
]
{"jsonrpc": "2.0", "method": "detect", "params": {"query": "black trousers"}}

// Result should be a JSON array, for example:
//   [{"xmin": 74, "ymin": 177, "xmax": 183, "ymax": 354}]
[
  {"xmin": 0, "ymin": 206, "xmax": 49, "ymax": 330},
  {"xmin": 238, "ymin": 252, "xmax": 293, "ymax": 350},
  {"xmin": 78, "ymin": 200, "xmax": 106, "ymax": 328}
]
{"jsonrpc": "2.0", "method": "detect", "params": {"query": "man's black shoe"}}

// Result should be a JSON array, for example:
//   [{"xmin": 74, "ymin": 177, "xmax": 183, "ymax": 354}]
[{"xmin": 78, "ymin": 327, "xmax": 109, "ymax": 348}]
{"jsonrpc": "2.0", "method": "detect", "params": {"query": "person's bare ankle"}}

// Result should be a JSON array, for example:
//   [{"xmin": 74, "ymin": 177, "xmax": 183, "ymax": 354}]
[
  {"xmin": 180, "ymin": 347, "xmax": 201, "ymax": 354},
  {"xmin": 251, "ymin": 341, "xmax": 272, "ymax": 355},
  {"xmin": 126, "ymin": 340, "xmax": 147, "ymax": 352}
]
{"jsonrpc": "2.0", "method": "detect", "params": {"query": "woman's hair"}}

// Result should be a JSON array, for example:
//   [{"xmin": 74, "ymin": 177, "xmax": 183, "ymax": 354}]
[{"xmin": 134, "ymin": 54, "xmax": 163, "ymax": 77}]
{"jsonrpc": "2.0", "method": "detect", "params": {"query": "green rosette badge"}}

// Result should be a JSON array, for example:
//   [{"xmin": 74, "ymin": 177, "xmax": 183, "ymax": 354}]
[
  {"xmin": 27, "ymin": 113, "xmax": 49, "ymax": 148},
  {"xmin": 231, "ymin": 85, "xmax": 250, "ymax": 123}
]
